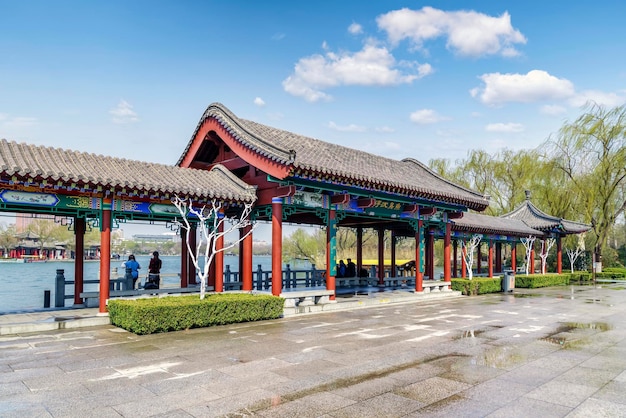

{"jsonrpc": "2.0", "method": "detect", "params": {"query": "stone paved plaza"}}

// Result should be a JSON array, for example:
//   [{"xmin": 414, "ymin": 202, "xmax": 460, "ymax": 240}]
[{"xmin": 2, "ymin": 284, "xmax": 626, "ymax": 417}]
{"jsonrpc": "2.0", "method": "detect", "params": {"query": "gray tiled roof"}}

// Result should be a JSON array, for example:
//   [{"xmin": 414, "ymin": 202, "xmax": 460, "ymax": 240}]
[
  {"xmin": 451, "ymin": 211, "xmax": 543, "ymax": 237},
  {"xmin": 179, "ymin": 103, "xmax": 489, "ymax": 211},
  {"xmin": 0, "ymin": 139, "xmax": 257, "ymax": 203},
  {"xmin": 501, "ymin": 196, "xmax": 590, "ymax": 234}
]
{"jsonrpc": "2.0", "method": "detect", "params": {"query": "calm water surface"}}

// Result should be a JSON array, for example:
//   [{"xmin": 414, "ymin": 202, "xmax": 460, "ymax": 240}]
[{"xmin": 0, "ymin": 255, "xmax": 312, "ymax": 313}]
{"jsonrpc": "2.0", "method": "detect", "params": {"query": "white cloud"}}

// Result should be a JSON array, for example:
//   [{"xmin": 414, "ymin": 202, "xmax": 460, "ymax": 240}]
[
  {"xmin": 0, "ymin": 113, "xmax": 38, "ymax": 128},
  {"xmin": 348, "ymin": 22, "xmax": 363, "ymax": 35},
  {"xmin": 569, "ymin": 90, "xmax": 626, "ymax": 108},
  {"xmin": 540, "ymin": 104, "xmax": 567, "ymax": 116},
  {"xmin": 376, "ymin": 6, "xmax": 526, "ymax": 57},
  {"xmin": 254, "ymin": 97, "xmax": 266, "ymax": 106},
  {"xmin": 283, "ymin": 41, "xmax": 432, "ymax": 102},
  {"xmin": 410, "ymin": 109, "xmax": 449, "ymax": 124},
  {"xmin": 327, "ymin": 121, "xmax": 367, "ymax": 132},
  {"xmin": 109, "ymin": 100, "xmax": 139, "ymax": 124},
  {"xmin": 271, "ymin": 33, "xmax": 286, "ymax": 41},
  {"xmin": 485, "ymin": 122, "xmax": 524, "ymax": 133},
  {"xmin": 470, "ymin": 70, "xmax": 575, "ymax": 105},
  {"xmin": 375, "ymin": 125, "xmax": 395, "ymax": 133}
]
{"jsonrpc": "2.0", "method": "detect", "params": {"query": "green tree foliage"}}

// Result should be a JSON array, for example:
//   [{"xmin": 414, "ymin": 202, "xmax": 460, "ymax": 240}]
[
  {"xmin": 0, "ymin": 223, "xmax": 18, "ymax": 256},
  {"xmin": 282, "ymin": 227, "xmax": 327, "ymax": 268},
  {"xmin": 545, "ymin": 103, "xmax": 626, "ymax": 264}
]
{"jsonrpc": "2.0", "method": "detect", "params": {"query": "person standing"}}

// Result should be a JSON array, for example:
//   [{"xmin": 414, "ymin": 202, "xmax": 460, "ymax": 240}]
[
  {"xmin": 148, "ymin": 251, "xmax": 162, "ymax": 288},
  {"xmin": 346, "ymin": 258, "xmax": 356, "ymax": 278},
  {"xmin": 123, "ymin": 254, "xmax": 141, "ymax": 289}
]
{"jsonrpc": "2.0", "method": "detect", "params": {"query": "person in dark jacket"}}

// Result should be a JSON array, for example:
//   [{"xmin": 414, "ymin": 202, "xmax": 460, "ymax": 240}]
[{"xmin": 148, "ymin": 251, "xmax": 162, "ymax": 288}]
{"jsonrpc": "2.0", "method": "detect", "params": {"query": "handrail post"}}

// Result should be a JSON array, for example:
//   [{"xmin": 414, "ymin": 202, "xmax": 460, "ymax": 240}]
[
  {"xmin": 310, "ymin": 264, "xmax": 316, "ymax": 286},
  {"xmin": 256, "ymin": 264, "xmax": 264, "ymax": 290},
  {"xmin": 285, "ymin": 264, "xmax": 291, "ymax": 289},
  {"xmin": 55, "ymin": 269, "xmax": 65, "ymax": 308}
]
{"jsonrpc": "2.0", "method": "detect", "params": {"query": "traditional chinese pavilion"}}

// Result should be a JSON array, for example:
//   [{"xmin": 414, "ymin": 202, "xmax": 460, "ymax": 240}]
[{"xmin": 0, "ymin": 103, "xmax": 590, "ymax": 313}]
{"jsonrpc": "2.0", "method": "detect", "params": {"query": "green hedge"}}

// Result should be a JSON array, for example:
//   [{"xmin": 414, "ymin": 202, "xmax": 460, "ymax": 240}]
[
  {"xmin": 514, "ymin": 274, "xmax": 569, "ymax": 288},
  {"xmin": 451, "ymin": 278, "xmax": 502, "ymax": 295},
  {"xmin": 108, "ymin": 293, "xmax": 284, "ymax": 335},
  {"xmin": 595, "ymin": 268, "xmax": 626, "ymax": 279},
  {"xmin": 567, "ymin": 271, "xmax": 592, "ymax": 283}
]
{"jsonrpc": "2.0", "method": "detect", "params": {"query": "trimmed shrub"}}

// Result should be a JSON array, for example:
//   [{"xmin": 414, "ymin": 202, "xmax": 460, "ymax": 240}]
[
  {"xmin": 514, "ymin": 274, "xmax": 569, "ymax": 288},
  {"xmin": 451, "ymin": 278, "xmax": 502, "ymax": 295},
  {"xmin": 596, "ymin": 268, "xmax": 626, "ymax": 279},
  {"xmin": 567, "ymin": 271, "xmax": 592, "ymax": 284},
  {"xmin": 108, "ymin": 293, "xmax": 284, "ymax": 335}
]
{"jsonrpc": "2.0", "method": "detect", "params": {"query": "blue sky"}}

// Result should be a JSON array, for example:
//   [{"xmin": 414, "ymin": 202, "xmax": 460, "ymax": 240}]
[{"xmin": 1, "ymin": 1, "xmax": 625, "ymax": 237}]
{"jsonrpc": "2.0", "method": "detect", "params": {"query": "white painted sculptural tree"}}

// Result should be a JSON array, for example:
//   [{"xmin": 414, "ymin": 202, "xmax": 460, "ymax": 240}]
[
  {"xmin": 520, "ymin": 236, "xmax": 536, "ymax": 275},
  {"xmin": 539, "ymin": 237, "xmax": 556, "ymax": 274},
  {"xmin": 566, "ymin": 233, "xmax": 586, "ymax": 273},
  {"xmin": 461, "ymin": 234, "xmax": 482, "ymax": 280},
  {"xmin": 172, "ymin": 196, "xmax": 256, "ymax": 299}
]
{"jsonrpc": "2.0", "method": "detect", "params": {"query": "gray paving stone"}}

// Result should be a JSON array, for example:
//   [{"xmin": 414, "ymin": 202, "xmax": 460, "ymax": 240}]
[
  {"xmin": 328, "ymin": 392, "xmax": 423, "ymax": 418},
  {"xmin": 486, "ymin": 396, "xmax": 572, "ymax": 418},
  {"xmin": 524, "ymin": 380, "xmax": 600, "ymax": 408},
  {"xmin": 566, "ymin": 397, "xmax": 626, "ymax": 417},
  {"xmin": 1, "ymin": 285, "xmax": 626, "ymax": 416}
]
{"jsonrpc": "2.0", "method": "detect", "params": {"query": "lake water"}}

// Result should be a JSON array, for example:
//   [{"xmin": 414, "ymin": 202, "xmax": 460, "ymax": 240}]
[{"xmin": 0, "ymin": 255, "xmax": 313, "ymax": 313}]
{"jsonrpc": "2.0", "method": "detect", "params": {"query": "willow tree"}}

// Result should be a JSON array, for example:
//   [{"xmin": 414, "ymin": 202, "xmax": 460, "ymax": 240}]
[
  {"xmin": 282, "ymin": 227, "xmax": 327, "ymax": 268},
  {"xmin": 545, "ymin": 103, "xmax": 626, "ymax": 270}
]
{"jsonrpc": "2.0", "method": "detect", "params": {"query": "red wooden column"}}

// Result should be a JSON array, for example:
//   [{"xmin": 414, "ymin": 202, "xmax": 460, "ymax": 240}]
[
  {"xmin": 556, "ymin": 236, "xmax": 562, "ymax": 274},
  {"xmin": 326, "ymin": 208, "xmax": 336, "ymax": 300},
  {"xmin": 215, "ymin": 215, "xmax": 224, "ymax": 292},
  {"xmin": 495, "ymin": 242, "xmax": 502, "ymax": 273},
  {"xmin": 461, "ymin": 245, "xmax": 467, "ymax": 278},
  {"xmin": 427, "ymin": 228, "xmax": 435, "ymax": 280},
  {"xmin": 511, "ymin": 243, "xmax": 517, "ymax": 271},
  {"xmin": 188, "ymin": 224, "xmax": 197, "ymax": 285},
  {"xmin": 271, "ymin": 197, "xmax": 283, "ymax": 296},
  {"xmin": 453, "ymin": 240, "xmax": 458, "ymax": 278},
  {"xmin": 356, "ymin": 227, "xmax": 363, "ymax": 276},
  {"xmin": 73, "ymin": 217, "xmax": 85, "ymax": 306},
  {"xmin": 377, "ymin": 228, "xmax": 385, "ymax": 284},
  {"xmin": 390, "ymin": 231, "xmax": 397, "ymax": 278},
  {"xmin": 180, "ymin": 227, "xmax": 188, "ymax": 288},
  {"xmin": 443, "ymin": 223, "xmax": 451, "ymax": 282},
  {"xmin": 488, "ymin": 240, "xmax": 494, "ymax": 278},
  {"xmin": 98, "ymin": 199, "xmax": 112, "ymax": 314},
  {"xmin": 241, "ymin": 223, "xmax": 253, "ymax": 291},
  {"xmin": 415, "ymin": 220, "xmax": 423, "ymax": 292},
  {"xmin": 476, "ymin": 243, "xmax": 482, "ymax": 275}
]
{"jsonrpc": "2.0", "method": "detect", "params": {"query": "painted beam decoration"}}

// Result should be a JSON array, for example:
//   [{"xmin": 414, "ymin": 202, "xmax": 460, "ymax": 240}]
[
  {"xmin": 0, "ymin": 190, "xmax": 185, "ymax": 217},
  {"xmin": 0, "ymin": 189, "xmax": 100, "ymax": 209},
  {"xmin": 284, "ymin": 191, "xmax": 329, "ymax": 208},
  {"xmin": 112, "ymin": 199, "xmax": 181, "ymax": 216}
]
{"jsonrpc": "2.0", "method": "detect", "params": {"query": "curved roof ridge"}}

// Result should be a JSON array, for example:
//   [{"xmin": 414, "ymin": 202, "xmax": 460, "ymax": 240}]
[
  {"xmin": 177, "ymin": 103, "xmax": 490, "ymax": 211},
  {"xmin": 237, "ymin": 119, "xmax": 490, "ymax": 210},
  {"xmin": 401, "ymin": 157, "xmax": 487, "ymax": 201},
  {"xmin": 209, "ymin": 163, "xmax": 258, "ymax": 194},
  {"xmin": 0, "ymin": 139, "xmax": 257, "ymax": 204},
  {"xmin": 178, "ymin": 102, "xmax": 296, "ymax": 166},
  {"xmin": 501, "ymin": 199, "xmax": 561, "ymax": 225},
  {"xmin": 452, "ymin": 211, "xmax": 544, "ymax": 236}
]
